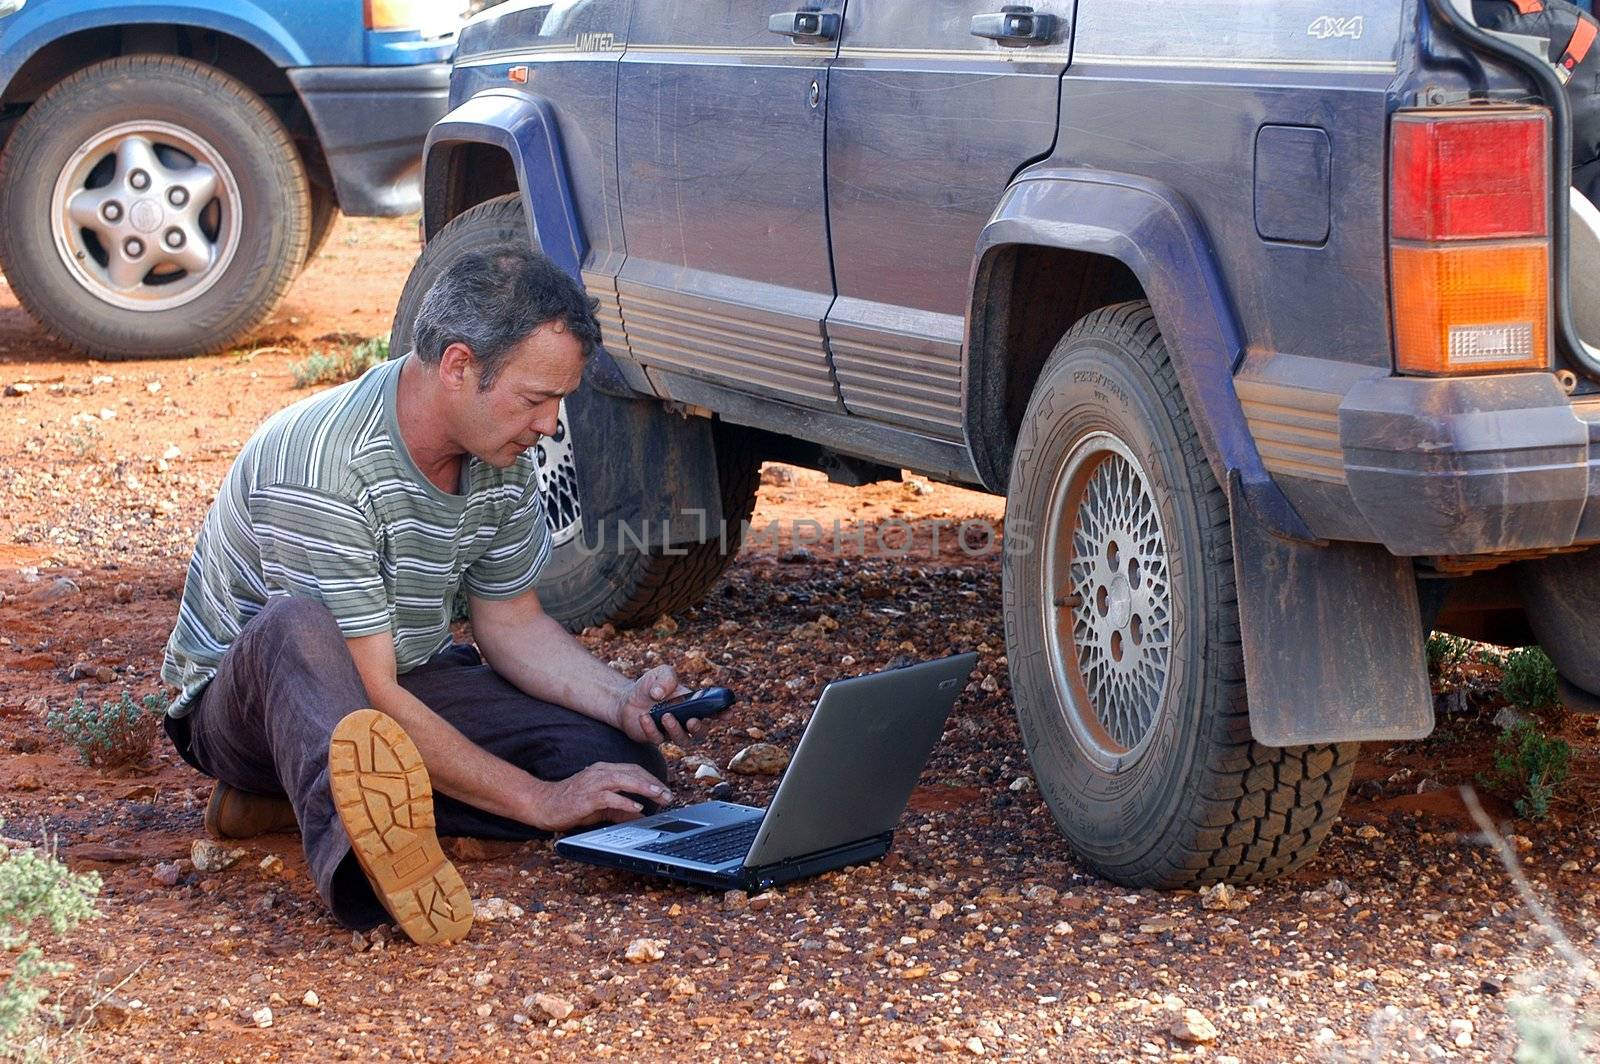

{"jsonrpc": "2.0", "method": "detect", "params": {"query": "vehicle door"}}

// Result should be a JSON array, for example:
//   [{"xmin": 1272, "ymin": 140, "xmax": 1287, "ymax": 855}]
[
  {"xmin": 616, "ymin": 0, "xmax": 845, "ymax": 411},
  {"xmin": 825, "ymin": 0, "xmax": 1074, "ymax": 438}
]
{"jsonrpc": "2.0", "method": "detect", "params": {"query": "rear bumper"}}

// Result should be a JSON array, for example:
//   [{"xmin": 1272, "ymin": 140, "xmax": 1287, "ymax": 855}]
[
  {"xmin": 287, "ymin": 63, "xmax": 452, "ymax": 217},
  {"xmin": 1338, "ymin": 372, "xmax": 1597, "ymax": 556}
]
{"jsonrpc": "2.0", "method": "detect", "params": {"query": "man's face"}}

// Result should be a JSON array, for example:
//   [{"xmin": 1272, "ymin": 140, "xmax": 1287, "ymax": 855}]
[{"xmin": 457, "ymin": 323, "xmax": 586, "ymax": 468}]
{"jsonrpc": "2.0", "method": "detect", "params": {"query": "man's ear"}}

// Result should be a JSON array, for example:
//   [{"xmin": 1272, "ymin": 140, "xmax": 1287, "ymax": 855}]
[{"xmin": 437, "ymin": 342, "xmax": 478, "ymax": 391}]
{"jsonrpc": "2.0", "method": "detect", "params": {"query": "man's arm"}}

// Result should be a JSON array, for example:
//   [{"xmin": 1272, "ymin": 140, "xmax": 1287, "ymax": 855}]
[
  {"xmin": 468, "ymin": 588, "xmax": 714, "ymax": 747},
  {"xmin": 344, "ymin": 632, "xmax": 671, "ymax": 831}
]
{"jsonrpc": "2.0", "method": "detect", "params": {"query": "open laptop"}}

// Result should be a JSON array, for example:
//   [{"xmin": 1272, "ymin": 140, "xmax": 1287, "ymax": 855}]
[{"xmin": 555, "ymin": 653, "xmax": 979, "ymax": 891}]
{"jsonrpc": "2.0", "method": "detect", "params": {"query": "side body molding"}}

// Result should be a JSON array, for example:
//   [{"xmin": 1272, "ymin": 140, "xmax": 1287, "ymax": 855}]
[
  {"xmin": 970, "ymin": 169, "xmax": 1313, "ymax": 544},
  {"xmin": 422, "ymin": 89, "xmax": 587, "ymax": 281},
  {"xmin": 973, "ymin": 170, "xmax": 1432, "ymax": 745}
]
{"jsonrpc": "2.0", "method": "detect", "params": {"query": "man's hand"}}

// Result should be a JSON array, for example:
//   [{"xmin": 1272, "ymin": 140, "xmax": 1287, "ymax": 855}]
[
  {"xmin": 526, "ymin": 762, "xmax": 674, "ymax": 833},
  {"xmin": 618, "ymin": 664, "xmax": 732, "ymax": 746}
]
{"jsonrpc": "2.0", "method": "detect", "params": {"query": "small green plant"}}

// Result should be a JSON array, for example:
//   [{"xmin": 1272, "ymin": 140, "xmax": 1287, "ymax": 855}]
[
  {"xmin": 1426, "ymin": 631, "xmax": 1474, "ymax": 675},
  {"xmin": 291, "ymin": 335, "xmax": 389, "ymax": 389},
  {"xmin": 1483, "ymin": 718, "xmax": 1573, "ymax": 820},
  {"xmin": 45, "ymin": 691, "xmax": 167, "ymax": 769},
  {"xmin": 1501, "ymin": 646, "xmax": 1560, "ymax": 711},
  {"xmin": 0, "ymin": 826, "xmax": 100, "ymax": 1061}
]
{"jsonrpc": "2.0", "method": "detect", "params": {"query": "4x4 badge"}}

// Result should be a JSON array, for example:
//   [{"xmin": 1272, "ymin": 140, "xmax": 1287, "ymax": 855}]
[{"xmin": 1308, "ymin": 15, "xmax": 1364, "ymax": 40}]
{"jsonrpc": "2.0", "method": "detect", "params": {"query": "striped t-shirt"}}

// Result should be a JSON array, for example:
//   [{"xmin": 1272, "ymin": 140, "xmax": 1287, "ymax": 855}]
[{"xmin": 161, "ymin": 355, "xmax": 551, "ymax": 717}]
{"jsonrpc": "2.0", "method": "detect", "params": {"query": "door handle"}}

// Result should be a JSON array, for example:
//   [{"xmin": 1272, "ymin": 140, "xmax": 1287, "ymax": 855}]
[
  {"xmin": 769, "ymin": 9, "xmax": 840, "ymax": 41},
  {"xmin": 970, "ymin": 5, "xmax": 1057, "ymax": 46}
]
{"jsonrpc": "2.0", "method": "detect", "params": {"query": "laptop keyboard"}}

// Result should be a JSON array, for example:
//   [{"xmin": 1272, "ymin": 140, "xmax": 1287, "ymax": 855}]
[{"xmin": 638, "ymin": 819, "xmax": 760, "ymax": 866}]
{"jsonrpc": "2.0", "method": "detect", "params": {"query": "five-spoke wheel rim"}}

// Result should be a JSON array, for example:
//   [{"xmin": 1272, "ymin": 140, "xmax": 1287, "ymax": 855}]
[
  {"xmin": 1042, "ymin": 431, "xmax": 1173, "ymax": 769},
  {"xmin": 50, "ymin": 121, "xmax": 241, "ymax": 312},
  {"xmin": 534, "ymin": 400, "xmax": 583, "ymax": 547}
]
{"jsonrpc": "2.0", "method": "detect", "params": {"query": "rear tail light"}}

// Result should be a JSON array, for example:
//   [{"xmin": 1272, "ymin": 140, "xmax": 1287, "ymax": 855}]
[
  {"xmin": 364, "ymin": 0, "xmax": 463, "ymax": 33},
  {"xmin": 1389, "ymin": 108, "xmax": 1552, "ymax": 375}
]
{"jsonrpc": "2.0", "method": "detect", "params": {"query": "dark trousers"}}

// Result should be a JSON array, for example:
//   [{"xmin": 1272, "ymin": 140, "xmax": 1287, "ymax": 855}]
[{"xmin": 164, "ymin": 596, "xmax": 667, "ymax": 929}]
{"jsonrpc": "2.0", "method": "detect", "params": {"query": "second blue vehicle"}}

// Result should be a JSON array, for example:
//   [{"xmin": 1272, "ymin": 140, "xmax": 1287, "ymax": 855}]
[{"xmin": 0, "ymin": 0, "xmax": 462, "ymax": 359}]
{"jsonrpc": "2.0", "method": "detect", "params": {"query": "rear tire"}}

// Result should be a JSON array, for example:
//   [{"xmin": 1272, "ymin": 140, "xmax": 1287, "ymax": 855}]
[
  {"xmin": 0, "ymin": 56, "xmax": 308, "ymax": 359},
  {"xmin": 390, "ymin": 194, "xmax": 759, "ymax": 630},
  {"xmin": 1003, "ymin": 301, "xmax": 1356, "ymax": 887}
]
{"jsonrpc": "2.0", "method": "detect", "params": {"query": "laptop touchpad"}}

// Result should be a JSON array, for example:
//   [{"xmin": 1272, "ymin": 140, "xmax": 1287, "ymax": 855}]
[{"xmin": 593, "ymin": 818, "xmax": 704, "ymax": 848}]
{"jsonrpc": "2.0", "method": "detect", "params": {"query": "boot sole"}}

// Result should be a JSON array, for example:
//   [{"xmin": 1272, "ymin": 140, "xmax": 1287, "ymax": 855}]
[{"xmin": 328, "ymin": 709, "xmax": 472, "ymax": 945}]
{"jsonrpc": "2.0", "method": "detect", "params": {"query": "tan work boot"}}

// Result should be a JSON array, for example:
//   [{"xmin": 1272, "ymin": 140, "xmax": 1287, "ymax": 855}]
[
  {"xmin": 204, "ymin": 782, "xmax": 299, "ymax": 840},
  {"xmin": 328, "ymin": 709, "xmax": 472, "ymax": 945}
]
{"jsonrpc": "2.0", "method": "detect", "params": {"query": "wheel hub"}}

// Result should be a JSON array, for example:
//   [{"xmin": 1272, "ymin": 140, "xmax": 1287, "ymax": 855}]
[
  {"xmin": 1042, "ymin": 432, "xmax": 1173, "ymax": 766},
  {"xmin": 50, "ymin": 121, "xmax": 241, "ymax": 311},
  {"xmin": 533, "ymin": 400, "xmax": 583, "ymax": 547}
]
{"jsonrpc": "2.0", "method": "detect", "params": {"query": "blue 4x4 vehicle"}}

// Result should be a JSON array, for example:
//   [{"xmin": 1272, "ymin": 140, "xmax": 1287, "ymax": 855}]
[
  {"xmin": 0, "ymin": 0, "xmax": 461, "ymax": 359},
  {"xmin": 398, "ymin": 0, "xmax": 1600, "ymax": 888}
]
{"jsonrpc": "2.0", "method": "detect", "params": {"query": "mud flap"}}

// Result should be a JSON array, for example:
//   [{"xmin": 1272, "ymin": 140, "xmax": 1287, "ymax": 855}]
[
  {"xmin": 1228, "ymin": 473, "xmax": 1434, "ymax": 746},
  {"xmin": 567, "ymin": 359, "xmax": 724, "ymax": 551}
]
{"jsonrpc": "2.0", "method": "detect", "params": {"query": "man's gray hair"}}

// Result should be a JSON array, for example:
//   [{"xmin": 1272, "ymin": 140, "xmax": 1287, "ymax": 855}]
[{"xmin": 411, "ymin": 243, "xmax": 601, "ymax": 389}]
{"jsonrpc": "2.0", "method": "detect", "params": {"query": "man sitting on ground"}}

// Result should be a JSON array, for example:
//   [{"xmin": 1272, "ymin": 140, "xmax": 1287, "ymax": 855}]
[{"xmin": 160, "ymin": 245, "xmax": 718, "ymax": 943}]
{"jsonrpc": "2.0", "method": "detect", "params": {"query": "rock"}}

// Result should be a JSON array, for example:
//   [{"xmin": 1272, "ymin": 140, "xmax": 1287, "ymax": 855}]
[
  {"xmin": 748, "ymin": 891, "xmax": 779, "ymax": 912},
  {"xmin": 929, "ymin": 900, "xmax": 954, "ymax": 920},
  {"xmin": 651, "ymin": 614, "xmax": 679, "ymax": 637},
  {"xmin": 1416, "ymin": 778, "xmax": 1448, "ymax": 794},
  {"xmin": 1493, "ymin": 707, "xmax": 1527, "ymax": 731},
  {"xmin": 1509, "ymin": 834, "xmax": 1534, "ymax": 853},
  {"xmin": 301, "ymin": 990, "xmax": 321, "ymax": 1009},
  {"xmin": 660, "ymin": 742, "xmax": 686, "ymax": 762},
  {"xmin": 474, "ymin": 896, "xmax": 524, "ymax": 922},
  {"xmin": 12, "ymin": 773, "xmax": 42, "ymax": 792},
  {"xmin": 252, "ymin": 1006, "xmax": 273, "ymax": 1029},
  {"xmin": 258, "ymin": 854, "xmax": 284, "ymax": 875},
  {"xmin": 681, "ymin": 754, "xmax": 719, "ymax": 775},
  {"xmin": 979, "ymin": 674, "xmax": 1001, "ymax": 693},
  {"xmin": 531, "ymin": 993, "xmax": 574, "ymax": 1021},
  {"xmin": 904, "ymin": 479, "xmax": 934, "ymax": 497},
  {"xmin": 964, "ymin": 1036, "xmax": 986, "ymax": 1055},
  {"xmin": 1355, "ymin": 824, "xmax": 1383, "ymax": 841},
  {"xmin": 152, "ymin": 862, "xmax": 182, "ymax": 887},
  {"xmin": 81, "ymin": 994, "xmax": 132, "ymax": 1028},
  {"xmin": 1449, "ymin": 1018, "xmax": 1473, "ymax": 1047},
  {"xmin": 1430, "ymin": 943, "xmax": 1458, "ymax": 960},
  {"xmin": 729, "ymin": 743, "xmax": 790, "ymax": 776},
  {"xmin": 709, "ymin": 782, "xmax": 734, "ymax": 801},
  {"xmin": 678, "ymin": 650, "xmax": 713, "ymax": 677},
  {"xmin": 1008, "ymin": 776, "xmax": 1034, "ymax": 793},
  {"xmin": 4, "ymin": 382, "xmax": 35, "ymax": 397},
  {"xmin": 1170, "ymin": 1008, "xmax": 1219, "ymax": 1044},
  {"xmin": 1199, "ymin": 883, "xmax": 1247, "ymax": 911},
  {"xmin": 66, "ymin": 662, "xmax": 116, "ymax": 683},
  {"xmin": 190, "ymin": 839, "xmax": 244, "ymax": 873},
  {"xmin": 723, "ymin": 890, "xmax": 748, "ymax": 911},
  {"xmin": 760, "ymin": 465, "xmax": 794, "ymax": 487},
  {"xmin": 624, "ymin": 937, "xmax": 666, "ymax": 964},
  {"xmin": 694, "ymin": 763, "xmax": 723, "ymax": 782},
  {"xmin": 33, "ymin": 577, "xmax": 79, "ymax": 602},
  {"xmin": 111, "ymin": 583, "xmax": 133, "ymax": 603}
]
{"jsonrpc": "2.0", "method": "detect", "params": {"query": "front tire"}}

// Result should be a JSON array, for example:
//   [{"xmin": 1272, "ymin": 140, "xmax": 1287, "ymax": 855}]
[
  {"xmin": 390, "ymin": 194, "xmax": 760, "ymax": 630},
  {"xmin": 1003, "ymin": 302, "xmax": 1356, "ymax": 887},
  {"xmin": 0, "ymin": 56, "xmax": 309, "ymax": 359}
]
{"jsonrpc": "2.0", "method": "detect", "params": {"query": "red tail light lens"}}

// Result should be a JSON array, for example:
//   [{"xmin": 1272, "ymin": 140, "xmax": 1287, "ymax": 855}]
[{"xmin": 1391, "ymin": 110, "xmax": 1549, "ymax": 241}]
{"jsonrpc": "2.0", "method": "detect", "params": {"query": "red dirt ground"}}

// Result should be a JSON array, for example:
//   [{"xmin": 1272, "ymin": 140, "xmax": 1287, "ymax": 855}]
[{"xmin": 0, "ymin": 217, "xmax": 1597, "ymax": 1063}]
